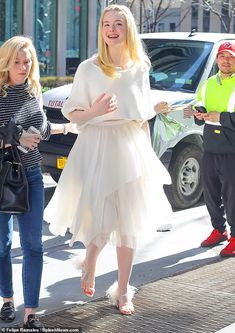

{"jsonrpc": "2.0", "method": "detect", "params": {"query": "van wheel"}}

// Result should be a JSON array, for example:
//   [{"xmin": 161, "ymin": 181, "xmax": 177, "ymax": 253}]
[{"xmin": 164, "ymin": 143, "xmax": 203, "ymax": 209}]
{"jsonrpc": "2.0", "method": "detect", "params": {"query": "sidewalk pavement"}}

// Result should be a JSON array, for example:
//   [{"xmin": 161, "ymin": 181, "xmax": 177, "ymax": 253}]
[
  {"xmin": 15, "ymin": 256, "xmax": 235, "ymax": 333},
  {"xmin": 7, "ymin": 183, "xmax": 235, "ymax": 333}
]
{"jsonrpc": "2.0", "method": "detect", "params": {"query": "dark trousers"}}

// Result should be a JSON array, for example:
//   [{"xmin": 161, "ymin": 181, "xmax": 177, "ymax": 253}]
[{"xmin": 202, "ymin": 152, "xmax": 235, "ymax": 237}]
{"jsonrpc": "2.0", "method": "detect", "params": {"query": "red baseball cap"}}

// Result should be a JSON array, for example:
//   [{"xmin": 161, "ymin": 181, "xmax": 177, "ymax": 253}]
[{"xmin": 217, "ymin": 41, "xmax": 235, "ymax": 56}]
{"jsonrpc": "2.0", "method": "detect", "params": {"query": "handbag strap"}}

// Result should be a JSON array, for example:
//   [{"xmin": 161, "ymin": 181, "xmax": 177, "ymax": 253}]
[
  {"xmin": 0, "ymin": 138, "xmax": 5, "ymax": 169},
  {"xmin": 10, "ymin": 144, "xmax": 22, "ymax": 164},
  {"xmin": 0, "ymin": 141, "xmax": 22, "ymax": 170}
]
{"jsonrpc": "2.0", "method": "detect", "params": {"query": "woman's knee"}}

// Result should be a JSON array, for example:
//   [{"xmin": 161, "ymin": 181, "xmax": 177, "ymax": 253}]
[{"xmin": 21, "ymin": 240, "xmax": 43, "ymax": 257}]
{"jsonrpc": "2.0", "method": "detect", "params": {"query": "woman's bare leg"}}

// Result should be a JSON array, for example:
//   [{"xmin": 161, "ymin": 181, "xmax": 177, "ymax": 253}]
[
  {"xmin": 81, "ymin": 241, "xmax": 107, "ymax": 296},
  {"xmin": 116, "ymin": 246, "xmax": 135, "ymax": 314}
]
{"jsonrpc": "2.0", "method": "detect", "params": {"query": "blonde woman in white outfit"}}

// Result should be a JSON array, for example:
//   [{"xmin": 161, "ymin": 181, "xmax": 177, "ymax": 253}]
[{"xmin": 45, "ymin": 4, "xmax": 172, "ymax": 315}]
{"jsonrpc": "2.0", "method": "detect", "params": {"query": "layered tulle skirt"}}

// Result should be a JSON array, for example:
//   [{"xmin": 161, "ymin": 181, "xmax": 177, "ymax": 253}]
[{"xmin": 44, "ymin": 121, "xmax": 172, "ymax": 249}]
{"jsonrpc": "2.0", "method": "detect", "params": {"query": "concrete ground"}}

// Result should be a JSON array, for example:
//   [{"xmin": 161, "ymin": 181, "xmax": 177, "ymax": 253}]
[
  {"xmin": 39, "ymin": 256, "xmax": 235, "ymax": 333},
  {"xmin": 1, "ymin": 175, "xmax": 234, "ymax": 332}
]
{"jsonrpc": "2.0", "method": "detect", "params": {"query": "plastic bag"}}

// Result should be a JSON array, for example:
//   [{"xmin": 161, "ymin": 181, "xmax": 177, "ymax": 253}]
[{"xmin": 153, "ymin": 113, "xmax": 185, "ymax": 156}]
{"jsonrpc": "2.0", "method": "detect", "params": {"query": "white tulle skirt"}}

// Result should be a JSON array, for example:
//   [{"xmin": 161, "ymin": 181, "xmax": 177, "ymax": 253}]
[{"xmin": 44, "ymin": 121, "xmax": 172, "ymax": 249}]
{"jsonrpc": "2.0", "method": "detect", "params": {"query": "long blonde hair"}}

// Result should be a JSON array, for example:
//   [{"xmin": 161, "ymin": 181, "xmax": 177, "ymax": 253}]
[
  {"xmin": 0, "ymin": 36, "xmax": 40, "ymax": 97},
  {"xmin": 97, "ymin": 4, "xmax": 147, "ymax": 78}
]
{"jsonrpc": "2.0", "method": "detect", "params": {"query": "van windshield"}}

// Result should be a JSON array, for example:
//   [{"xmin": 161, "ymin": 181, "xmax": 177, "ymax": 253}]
[{"xmin": 143, "ymin": 39, "xmax": 213, "ymax": 93}]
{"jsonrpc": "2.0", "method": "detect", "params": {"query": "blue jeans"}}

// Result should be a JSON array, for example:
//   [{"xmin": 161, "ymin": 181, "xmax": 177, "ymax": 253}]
[{"xmin": 0, "ymin": 165, "xmax": 44, "ymax": 308}]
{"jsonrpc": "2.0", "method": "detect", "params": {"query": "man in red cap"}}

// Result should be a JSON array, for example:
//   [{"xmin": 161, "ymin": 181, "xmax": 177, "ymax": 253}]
[
  {"xmin": 185, "ymin": 41, "xmax": 235, "ymax": 256},
  {"xmin": 217, "ymin": 41, "xmax": 235, "ymax": 57}
]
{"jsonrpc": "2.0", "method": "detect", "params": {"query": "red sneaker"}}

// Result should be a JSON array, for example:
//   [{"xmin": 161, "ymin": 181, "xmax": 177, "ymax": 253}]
[
  {"xmin": 220, "ymin": 237, "xmax": 235, "ymax": 257},
  {"xmin": 201, "ymin": 229, "xmax": 228, "ymax": 247}
]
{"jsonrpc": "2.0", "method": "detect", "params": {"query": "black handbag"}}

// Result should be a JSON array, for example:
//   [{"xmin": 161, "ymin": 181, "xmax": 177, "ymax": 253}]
[
  {"xmin": 0, "ymin": 116, "xmax": 23, "ymax": 144},
  {"xmin": 0, "ymin": 144, "xmax": 29, "ymax": 214}
]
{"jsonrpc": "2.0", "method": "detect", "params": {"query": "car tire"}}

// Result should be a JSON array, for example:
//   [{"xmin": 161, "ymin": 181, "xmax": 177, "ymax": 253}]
[{"xmin": 164, "ymin": 143, "xmax": 203, "ymax": 209}]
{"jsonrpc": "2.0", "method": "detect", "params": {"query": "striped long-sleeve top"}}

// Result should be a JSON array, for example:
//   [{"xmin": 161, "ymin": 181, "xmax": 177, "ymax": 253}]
[{"xmin": 0, "ymin": 81, "xmax": 51, "ymax": 168}]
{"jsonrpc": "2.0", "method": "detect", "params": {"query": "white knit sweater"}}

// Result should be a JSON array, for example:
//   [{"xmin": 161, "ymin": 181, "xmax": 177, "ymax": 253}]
[{"xmin": 62, "ymin": 56, "xmax": 155, "ymax": 130}]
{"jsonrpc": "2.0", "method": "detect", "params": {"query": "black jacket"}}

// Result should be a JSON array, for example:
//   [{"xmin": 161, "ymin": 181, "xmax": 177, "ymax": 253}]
[{"xmin": 195, "ymin": 112, "xmax": 235, "ymax": 154}]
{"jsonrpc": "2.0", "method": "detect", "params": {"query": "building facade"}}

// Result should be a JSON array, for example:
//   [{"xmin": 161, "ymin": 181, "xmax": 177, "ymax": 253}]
[
  {"xmin": 0, "ymin": 0, "xmax": 107, "ymax": 76},
  {"xmin": 180, "ymin": 0, "xmax": 235, "ymax": 34},
  {"xmin": 116, "ymin": 0, "xmax": 235, "ymax": 34},
  {"xmin": 1, "ymin": 0, "xmax": 234, "ymax": 77}
]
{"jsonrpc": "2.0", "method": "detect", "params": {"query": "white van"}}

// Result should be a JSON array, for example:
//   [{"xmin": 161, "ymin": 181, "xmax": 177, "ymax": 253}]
[{"xmin": 41, "ymin": 32, "xmax": 235, "ymax": 209}]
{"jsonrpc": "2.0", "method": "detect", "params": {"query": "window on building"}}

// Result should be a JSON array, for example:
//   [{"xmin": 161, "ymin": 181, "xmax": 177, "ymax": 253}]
[
  {"xmin": 170, "ymin": 23, "xmax": 176, "ymax": 32},
  {"xmin": 221, "ymin": 3, "xmax": 229, "ymax": 33},
  {"xmin": 191, "ymin": 0, "xmax": 198, "ymax": 32},
  {"xmin": 97, "ymin": 1, "xmax": 102, "ymax": 44},
  {"xmin": 34, "ymin": 0, "xmax": 57, "ymax": 76},
  {"xmin": 66, "ymin": 1, "xmax": 102, "ymax": 74},
  {"xmin": 66, "ymin": 0, "xmax": 81, "ymax": 75},
  {"xmin": 158, "ymin": 23, "xmax": 165, "ymax": 32},
  {"xmin": 0, "ymin": 0, "xmax": 23, "ymax": 45},
  {"xmin": 203, "ymin": 9, "xmax": 210, "ymax": 32}
]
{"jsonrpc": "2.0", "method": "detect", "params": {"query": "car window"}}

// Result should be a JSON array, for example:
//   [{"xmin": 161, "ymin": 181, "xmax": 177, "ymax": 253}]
[
  {"xmin": 143, "ymin": 39, "xmax": 213, "ymax": 93},
  {"xmin": 208, "ymin": 61, "xmax": 219, "ymax": 78}
]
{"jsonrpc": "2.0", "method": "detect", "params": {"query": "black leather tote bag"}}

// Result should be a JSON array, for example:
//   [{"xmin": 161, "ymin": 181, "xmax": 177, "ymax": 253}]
[{"xmin": 0, "ymin": 145, "xmax": 29, "ymax": 214}]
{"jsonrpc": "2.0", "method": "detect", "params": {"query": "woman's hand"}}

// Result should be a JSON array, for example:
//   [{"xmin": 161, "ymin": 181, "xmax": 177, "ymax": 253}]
[
  {"xmin": 89, "ymin": 93, "xmax": 118, "ymax": 117},
  {"xmin": 154, "ymin": 101, "xmax": 169, "ymax": 114},
  {"xmin": 68, "ymin": 93, "xmax": 118, "ymax": 124},
  {"xmin": 19, "ymin": 131, "xmax": 42, "ymax": 150}
]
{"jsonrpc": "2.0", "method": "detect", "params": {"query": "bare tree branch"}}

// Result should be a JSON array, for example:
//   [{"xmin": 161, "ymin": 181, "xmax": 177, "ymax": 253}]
[
  {"xmin": 111, "ymin": 0, "xmax": 235, "ymax": 33},
  {"xmin": 197, "ymin": 0, "xmax": 235, "ymax": 33}
]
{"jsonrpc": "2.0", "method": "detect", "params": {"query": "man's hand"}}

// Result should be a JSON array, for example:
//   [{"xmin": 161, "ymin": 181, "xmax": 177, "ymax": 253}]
[
  {"xmin": 196, "ymin": 111, "xmax": 220, "ymax": 122},
  {"xmin": 194, "ymin": 112, "xmax": 205, "ymax": 121},
  {"xmin": 183, "ymin": 106, "xmax": 195, "ymax": 119}
]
